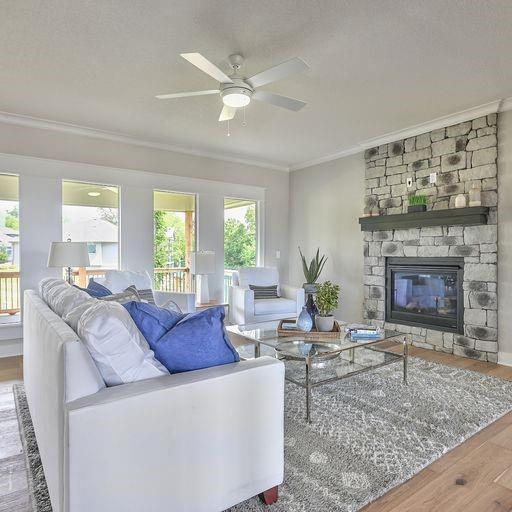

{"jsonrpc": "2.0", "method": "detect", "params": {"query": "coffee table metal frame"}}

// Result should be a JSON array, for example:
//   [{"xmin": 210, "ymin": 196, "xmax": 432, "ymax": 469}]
[{"xmin": 229, "ymin": 324, "xmax": 409, "ymax": 423}]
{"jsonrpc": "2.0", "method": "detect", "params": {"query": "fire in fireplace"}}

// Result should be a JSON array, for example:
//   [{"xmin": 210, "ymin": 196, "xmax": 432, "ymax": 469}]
[{"xmin": 385, "ymin": 257, "xmax": 464, "ymax": 333}]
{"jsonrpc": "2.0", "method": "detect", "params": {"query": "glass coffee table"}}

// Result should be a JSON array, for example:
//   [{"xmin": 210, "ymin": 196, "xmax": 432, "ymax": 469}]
[{"xmin": 227, "ymin": 322, "xmax": 409, "ymax": 422}]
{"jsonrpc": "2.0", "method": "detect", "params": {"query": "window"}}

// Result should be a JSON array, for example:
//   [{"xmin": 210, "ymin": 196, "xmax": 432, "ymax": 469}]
[
  {"xmin": 154, "ymin": 191, "xmax": 196, "ymax": 292},
  {"xmin": 0, "ymin": 174, "xmax": 20, "ymax": 324},
  {"xmin": 62, "ymin": 181, "xmax": 119, "ymax": 286},
  {"xmin": 224, "ymin": 198, "xmax": 257, "ymax": 299}
]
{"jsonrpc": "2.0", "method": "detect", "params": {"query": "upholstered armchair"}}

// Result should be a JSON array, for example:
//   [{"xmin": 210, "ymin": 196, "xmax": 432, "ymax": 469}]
[{"xmin": 229, "ymin": 267, "xmax": 305, "ymax": 325}]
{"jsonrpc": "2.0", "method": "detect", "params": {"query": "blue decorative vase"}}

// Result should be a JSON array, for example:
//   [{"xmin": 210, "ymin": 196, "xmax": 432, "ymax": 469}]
[{"xmin": 297, "ymin": 306, "xmax": 313, "ymax": 332}]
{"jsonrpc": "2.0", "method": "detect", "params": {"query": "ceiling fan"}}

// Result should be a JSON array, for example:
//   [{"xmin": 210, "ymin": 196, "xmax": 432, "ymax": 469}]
[{"xmin": 156, "ymin": 53, "xmax": 309, "ymax": 122}]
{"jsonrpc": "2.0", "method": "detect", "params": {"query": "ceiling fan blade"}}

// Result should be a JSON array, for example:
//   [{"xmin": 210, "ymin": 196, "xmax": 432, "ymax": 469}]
[
  {"xmin": 181, "ymin": 53, "xmax": 234, "ymax": 84},
  {"xmin": 219, "ymin": 105, "xmax": 237, "ymax": 122},
  {"xmin": 155, "ymin": 89, "xmax": 219, "ymax": 99},
  {"xmin": 246, "ymin": 57, "xmax": 309, "ymax": 88},
  {"xmin": 253, "ymin": 90, "xmax": 306, "ymax": 111}
]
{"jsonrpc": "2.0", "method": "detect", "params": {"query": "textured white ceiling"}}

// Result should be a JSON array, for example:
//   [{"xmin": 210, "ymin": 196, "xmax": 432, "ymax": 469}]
[{"xmin": 2, "ymin": 0, "xmax": 512, "ymax": 169}]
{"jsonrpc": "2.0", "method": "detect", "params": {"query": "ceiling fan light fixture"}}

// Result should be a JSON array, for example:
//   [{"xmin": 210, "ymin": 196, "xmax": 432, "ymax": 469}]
[{"xmin": 222, "ymin": 91, "xmax": 251, "ymax": 108}]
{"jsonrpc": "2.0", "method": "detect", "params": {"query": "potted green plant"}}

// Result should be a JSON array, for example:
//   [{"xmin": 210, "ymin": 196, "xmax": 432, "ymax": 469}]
[
  {"xmin": 408, "ymin": 194, "xmax": 427, "ymax": 213},
  {"xmin": 298, "ymin": 247, "xmax": 327, "ymax": 294},
  {"xmin": 315, "ymin": 281, "xmax": 340, "ymax": 332}
]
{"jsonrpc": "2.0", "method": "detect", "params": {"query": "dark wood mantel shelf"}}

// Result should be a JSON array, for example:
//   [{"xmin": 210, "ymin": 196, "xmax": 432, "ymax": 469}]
[{"xmin": 359, "ymin": 207, "xmax": 489, "ymax": 232}]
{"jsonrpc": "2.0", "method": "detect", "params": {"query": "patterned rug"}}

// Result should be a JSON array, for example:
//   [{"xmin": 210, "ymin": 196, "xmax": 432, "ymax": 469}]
[{"xmin": 7, "ymin": 357, "xmax": 512, "ymax": 512}]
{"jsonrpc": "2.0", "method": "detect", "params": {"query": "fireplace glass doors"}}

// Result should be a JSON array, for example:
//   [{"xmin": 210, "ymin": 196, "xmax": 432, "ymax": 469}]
[{"xmin": 385, "ymin": 257, "xmax": 464, "ymax": 333}]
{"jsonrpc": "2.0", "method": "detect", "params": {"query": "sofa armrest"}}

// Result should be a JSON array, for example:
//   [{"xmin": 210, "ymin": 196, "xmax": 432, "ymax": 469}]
[
  {"xmin": 65, "ymin": 357, "xmax": 284, "ymax": 512},
  {"xmin": 230, "ymin": 285, "xmax": 255, "ymax": 325},
  {"xmin": 153, "ymin": 290, "xmax": 196, "ymax": 313},
  {"xmin": 280, "ymin": 284, "xmax": 305, "ymax": 314}
]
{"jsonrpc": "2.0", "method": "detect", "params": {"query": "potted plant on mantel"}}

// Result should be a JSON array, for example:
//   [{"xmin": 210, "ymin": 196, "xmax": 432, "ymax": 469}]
[{"xmin": 315, "ymin": 281, "xmax": 340, "ymax": 332}]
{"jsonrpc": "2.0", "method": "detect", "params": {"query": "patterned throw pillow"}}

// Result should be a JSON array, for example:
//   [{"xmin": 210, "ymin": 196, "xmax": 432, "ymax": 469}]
[
  {"xmin": 98, "ymin": 288, "xmax": 141, "ymax": 305},
  {"xmin": 249, "ymin": 284, "xmax": 280, "ymax": 300},
  {"xmin": 124, "ymin": 285, "xmax": 155, "ymax": 304}
]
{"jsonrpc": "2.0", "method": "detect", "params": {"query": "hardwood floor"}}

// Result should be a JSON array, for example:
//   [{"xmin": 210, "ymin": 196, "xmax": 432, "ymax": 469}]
[{"xmin": 2, "ymin": 349, "xmax": 512, "ymax": 511}]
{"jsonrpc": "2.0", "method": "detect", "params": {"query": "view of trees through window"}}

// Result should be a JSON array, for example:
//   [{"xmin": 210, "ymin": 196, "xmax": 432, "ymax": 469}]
[
  {"xmin": 0, "ymin": 174, "xmax": 20, "ymax": 322},
  {"xmin": 224, "ymin": 198, "xmax": 257, "ymax": 299},
  {"xmin": 154, "ymin": 191, "xmax": 195, "ymax": 292}
]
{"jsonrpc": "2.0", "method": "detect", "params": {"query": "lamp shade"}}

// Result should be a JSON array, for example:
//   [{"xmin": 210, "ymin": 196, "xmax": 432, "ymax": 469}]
[
  {"xmin": 47, "ymin": 242, "xmax": 90, "ymax": 268},
  {"xmin": 190, "ymin": 251, "xmax": 215, "ymax": 275}
]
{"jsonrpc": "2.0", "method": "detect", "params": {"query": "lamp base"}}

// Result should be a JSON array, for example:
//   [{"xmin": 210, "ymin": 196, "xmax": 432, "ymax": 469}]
[
  {"xmin": 198, "ymin": 275, "xmax": 210, "ymax": 304},
  {"xmin": 66, "ymin": 267, "xmax": 73, "ymax": 285}
]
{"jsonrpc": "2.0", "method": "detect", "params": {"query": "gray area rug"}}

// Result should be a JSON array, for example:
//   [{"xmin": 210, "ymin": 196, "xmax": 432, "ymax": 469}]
[{"xmin": 5, "ymin": 358, "xmax": 512, "ymax": 512}]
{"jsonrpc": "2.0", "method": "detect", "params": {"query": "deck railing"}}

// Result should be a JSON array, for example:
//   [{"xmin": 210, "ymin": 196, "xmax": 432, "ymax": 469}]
[{"xmin": 0, "ymin": 271, "xmax": 20, "ymax": 316}]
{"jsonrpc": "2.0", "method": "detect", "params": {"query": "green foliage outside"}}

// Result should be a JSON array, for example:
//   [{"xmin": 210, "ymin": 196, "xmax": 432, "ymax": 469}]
[
  {"xmin": 0, "ymin": 247, "xmax": 8, "ymax": 265},
  {"xmin": 4, "ymin": 206, "xmax": 19, "ymax": 230},
  {"xmin": 316, "ymin": 281, "xmax": 340, "ymax": 316},
  {"xmin": 153, "ymin": 210, "xmax": 191, "ymax": 268},
  {"xmin": 224, "ymin": 206, "xmax": 256, "ymax": 270}
]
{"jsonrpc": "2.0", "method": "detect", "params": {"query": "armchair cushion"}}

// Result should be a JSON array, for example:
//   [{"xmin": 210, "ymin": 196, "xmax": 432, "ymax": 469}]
[
  {"xmin": 238, "ymin": 267, "xmax": 279, "ymax": 289},
  {"xmin": 254, "ymin": 298, "xmax": 297, "ymax": 316},
  {"xmin": 103, "ymin": 269, "xmax": 152, "ymax": 294}
]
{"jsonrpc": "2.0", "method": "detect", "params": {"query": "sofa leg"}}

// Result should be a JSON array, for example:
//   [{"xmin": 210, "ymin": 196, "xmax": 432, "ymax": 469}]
[{"xmin": 259, "ymin": 486, "xmax": 278, "ymax": 505}]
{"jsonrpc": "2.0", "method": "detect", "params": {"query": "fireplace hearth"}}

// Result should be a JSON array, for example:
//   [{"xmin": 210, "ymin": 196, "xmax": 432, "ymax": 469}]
[{"xmin": 386, "ymin": 257, "xmax": 464, "ymax": 334}]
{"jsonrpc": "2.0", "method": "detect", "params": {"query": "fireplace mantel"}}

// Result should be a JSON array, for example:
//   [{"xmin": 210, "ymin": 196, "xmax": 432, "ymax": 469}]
[{"xmin": 359, "ymin": 206, "xmax": 489, "ymax": 232}]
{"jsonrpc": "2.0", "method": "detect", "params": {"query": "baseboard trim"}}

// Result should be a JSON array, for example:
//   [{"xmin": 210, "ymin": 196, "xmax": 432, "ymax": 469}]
[
  {"xmin": 0, "ymin": 338, "xmax": 23, "ymax": 358},
  {"xmin": 498, "ymin": 352, "xmax": 512, "ymax": 367}
]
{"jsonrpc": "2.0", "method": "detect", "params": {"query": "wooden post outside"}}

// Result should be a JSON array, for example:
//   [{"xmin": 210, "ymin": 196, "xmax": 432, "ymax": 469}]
[
  {"xmin": 78, "ymin": 267, "xmax": 87, "ymax": 287},
  {"xmin": 185, "ymin": 210, "xmax": 193, "ymax": 291}
]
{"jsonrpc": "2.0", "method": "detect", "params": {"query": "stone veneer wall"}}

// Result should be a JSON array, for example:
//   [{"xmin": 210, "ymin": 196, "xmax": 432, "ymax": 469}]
[{"xmin": 362, "ymin": 114, "xmax": 498, "ymax": 362}]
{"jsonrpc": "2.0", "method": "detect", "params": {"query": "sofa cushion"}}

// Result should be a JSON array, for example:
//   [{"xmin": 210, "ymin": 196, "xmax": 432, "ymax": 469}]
[
  {"xmin": 52, "ymin": 285, "xmax": 91, "ymax": 317},
  {"xmin": 78, "ymin": 301, "xmax": 169, "ymax": 386},
  {"xmin": 103, "ymin": 270, "xmax": 152, "ymax": 294},
  {"xmin": 254, "ymin": 298, "xmax": 296, "ymax": 316},
  {"xmin": 45, "ymin": 281, "xmax": 72, "ymax": 312},
  {"xmin": 98, "ymin": 288, "xmax": 142, "ymax": 305},
  {"xmin": 39, "ymin": 277, "xmax": 66, "ymax": 300},
  {"xmin": 125, "ymin": 285, "xmax": 155, "ymax": 304},
  {"xmin": 238, "ymin": 267, "xmax": 279, "ymax": 289},
  {"xmin": 131, "ymin": 306, "xmax": 239, "ymax": 374}
]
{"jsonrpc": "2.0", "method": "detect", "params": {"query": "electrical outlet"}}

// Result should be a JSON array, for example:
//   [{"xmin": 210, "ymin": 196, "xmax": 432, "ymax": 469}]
[
  {"xmin": 275, "ymin": 250, "xmax": 281, "ymax": 259},
  {"xmin": 430, "ymin": 172, "xmax": 437, "ymax": 184},
  {"xmin": 406, "ymin": 177, "xmax": 413, "ymax": 188}
]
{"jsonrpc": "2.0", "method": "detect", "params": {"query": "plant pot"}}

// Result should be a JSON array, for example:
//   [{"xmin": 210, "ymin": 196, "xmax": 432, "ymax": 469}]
[
  {"xmin": 315, "ymin": 314, "xmax": 335, "ymax": 332},
  {"xmin": 407, "ymin": 204, "xmax": 427, "ymax": 213}
]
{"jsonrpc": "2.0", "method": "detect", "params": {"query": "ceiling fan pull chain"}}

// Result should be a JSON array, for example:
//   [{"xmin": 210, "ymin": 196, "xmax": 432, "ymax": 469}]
[
  {"xmin": 242, "ymin": 106, "xmax": 247, "ymax": 127},
  {"xmin": 227, "ymin": 119, "xmax": 231, "ymax": 137}
]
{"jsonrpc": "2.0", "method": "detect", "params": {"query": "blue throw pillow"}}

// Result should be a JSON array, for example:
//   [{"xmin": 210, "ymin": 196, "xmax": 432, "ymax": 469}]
[
  {"xmin": 86, "ymin": 279, "xmax": 112, "ymax": 298},
  {"xmin": 123, "ymin": 301, "xmax": 184, "ymax": 345},
  {"xmin": 125, "ymin": 304, "xmax": 239, "ymax": 373}
]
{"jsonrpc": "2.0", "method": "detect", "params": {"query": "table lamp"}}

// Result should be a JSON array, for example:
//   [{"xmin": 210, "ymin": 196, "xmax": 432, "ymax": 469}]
[
  {"xmin": 190, "ymin": 250, "xmax": 215, "ymax": 304},
  {"xmin": 48, "ymin": 241, "xmax": 90, "ymax": 284}
]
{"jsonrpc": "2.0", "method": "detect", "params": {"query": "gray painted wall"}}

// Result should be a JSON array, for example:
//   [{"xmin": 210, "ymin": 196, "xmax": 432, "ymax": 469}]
[{"xmin": 288, "ymin": 154, "xmax": 365, "ymax": 322}]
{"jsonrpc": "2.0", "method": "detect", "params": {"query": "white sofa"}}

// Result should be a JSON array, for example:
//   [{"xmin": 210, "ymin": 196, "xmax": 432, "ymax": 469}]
[
  {"xmin": 23, "ymin": 286, "xmax": 284, "ymax": 512},
  {"xmin": 229, "ymin": 267, "xmax": 305, "ymax": 325},
  {"xmin": 94, "ymin": 269, "xmax": 196, "ymax": 313}
]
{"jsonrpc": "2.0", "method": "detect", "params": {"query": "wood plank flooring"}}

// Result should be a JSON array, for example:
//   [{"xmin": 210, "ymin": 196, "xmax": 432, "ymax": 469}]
[{"xmin": 2, "ymin": 349, "xmax": 512, "ymax": 511}]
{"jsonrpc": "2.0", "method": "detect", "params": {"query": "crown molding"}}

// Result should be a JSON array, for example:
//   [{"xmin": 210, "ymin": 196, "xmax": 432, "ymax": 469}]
[
  {"xmin": 0, "ymin": 111, "xmax": 289, "ymax": 173},
  {"xmin": 290, "ymin": 97, "xmax": 512, "ymax": 172},
  {"xmin": 359, "ymin": 100, "xmax": 502, "ymax": 149}
]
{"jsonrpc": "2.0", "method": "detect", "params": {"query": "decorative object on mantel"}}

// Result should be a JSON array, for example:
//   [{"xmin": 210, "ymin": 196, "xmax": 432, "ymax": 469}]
[
  {"xmin": 359, "ymin": 206, "xmax": 489, "ymax": 231},
  {"xmin": 298, "ymin": 247, "xmax": 327, "ymax": 320},
  {"xmin": 469, "ymin": 182, "xmax": 482, "ymax": 207},
  {"xmin": 296, "ymin": 306, "xmax": 313, "ymax": 332},
  {"xmin": 315, "ymin": 281, "xmax": 340, "ymax": 332},
  {"xmin": 455, "ymin": 193, "xmax": 467, "ymax": 208},
  {"xmin": 407, "ymin": 194, "xmax": 427, "ymax": 213},
  {"xmin": 277, "ymin": 318, "xmax": 343, "ymax": 338},
  {"xmin": 364, "ymin": 194, "xmax": 380, "ymax": 217}
]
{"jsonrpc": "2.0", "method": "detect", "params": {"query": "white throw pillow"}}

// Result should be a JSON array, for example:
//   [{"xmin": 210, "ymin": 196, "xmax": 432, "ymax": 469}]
[
  {"xmin": 62, "ymin": 297, "xmax": 98, "ymax": 332},
  {"xmin": 52, "ymin": 286, "xmax": 91, "ymax": 318},
  {"xmin": 78, "ymin": 301, "xmax": 169, "ymax": 386},
  {"xmin": 45, "ymin": 282, "xmax": 71, "ymax": 312},
  {"xmin": 103, "ymin": 270, "xmax": 152, "ymax": 294},
  {"xmin": 39, "ymin": 278, "xmax": 67, "ymax": 302}
]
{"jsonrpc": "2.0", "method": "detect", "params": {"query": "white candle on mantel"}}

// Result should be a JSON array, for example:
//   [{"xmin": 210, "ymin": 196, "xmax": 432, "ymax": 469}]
[{"xmin": 455, "ymin": 194, "xmax": 467, "ymax": 208}]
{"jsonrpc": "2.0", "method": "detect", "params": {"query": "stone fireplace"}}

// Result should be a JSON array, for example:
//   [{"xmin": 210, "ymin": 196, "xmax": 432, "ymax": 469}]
[{"xmin": 362, "ymin": 114, "xmax": 498, "ymax": 362}]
